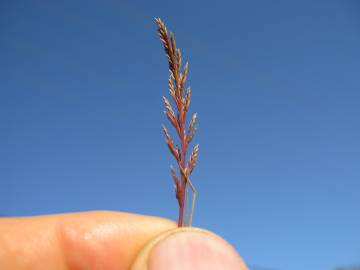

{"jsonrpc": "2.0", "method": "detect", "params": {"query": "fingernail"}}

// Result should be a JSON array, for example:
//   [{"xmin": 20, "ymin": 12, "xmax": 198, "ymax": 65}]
[{"xmin": 131, "ymin": 228, "xmax": 248, "ymax": 270}]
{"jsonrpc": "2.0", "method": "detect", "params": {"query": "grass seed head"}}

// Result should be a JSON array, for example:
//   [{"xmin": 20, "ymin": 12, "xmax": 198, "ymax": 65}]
[{"xmin": 156, "ymin": 18, "xmax": 199, "ymax": 227}]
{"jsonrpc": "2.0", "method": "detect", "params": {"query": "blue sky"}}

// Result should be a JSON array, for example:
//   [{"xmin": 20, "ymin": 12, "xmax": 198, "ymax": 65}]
[{"xmin": 1, "ymin": 1, "xmax": 359, "ymax": 270}]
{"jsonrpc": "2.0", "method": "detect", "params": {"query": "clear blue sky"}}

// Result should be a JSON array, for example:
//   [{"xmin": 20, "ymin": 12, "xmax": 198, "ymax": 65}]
[{"xmin": 1, "ymin": 1, "xmax": 359, "ymax": 270}]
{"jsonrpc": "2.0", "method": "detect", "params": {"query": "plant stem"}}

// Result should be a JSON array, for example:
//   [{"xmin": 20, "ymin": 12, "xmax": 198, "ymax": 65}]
[{"xmin": 178, "ymin": 113, "xmax": 186, "ymax": 226}]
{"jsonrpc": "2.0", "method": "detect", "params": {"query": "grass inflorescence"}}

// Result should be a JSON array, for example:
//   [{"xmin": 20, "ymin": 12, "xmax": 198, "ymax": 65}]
[{"xmin": 155, "ymin": 18, "xmax": 199, "ymax": 227}]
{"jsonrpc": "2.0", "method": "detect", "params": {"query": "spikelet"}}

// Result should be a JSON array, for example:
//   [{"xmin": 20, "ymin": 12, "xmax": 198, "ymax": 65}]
[
  {"xmin": 162, "ymin": 125, "xmax": 180, "ymax": 162},
  {"xmin": 185, "ymin": 87, "xmax": 191, "ymax": 110},
  {"xmin": 182, "ymin": 62, "xmax": 189, "ymax": 90},
  {"xmin": 187, "ymin": 113, "xmax": 197, "ymax": 144},
  {"xmin": 188, "ymin": 144, "xmax": 199, "ymax": 174}
]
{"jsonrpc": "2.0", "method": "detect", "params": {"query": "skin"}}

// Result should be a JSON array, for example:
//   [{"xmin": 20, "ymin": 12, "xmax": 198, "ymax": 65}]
[{"xmin": 0, "ymin": 211, "xmax": 176, "ymax": 270}]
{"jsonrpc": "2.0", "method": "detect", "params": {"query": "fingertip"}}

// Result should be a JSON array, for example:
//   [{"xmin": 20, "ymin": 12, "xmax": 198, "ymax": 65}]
[{"xmin": 131, "ymin": 227, "xmax": 248, "ymax": 270}]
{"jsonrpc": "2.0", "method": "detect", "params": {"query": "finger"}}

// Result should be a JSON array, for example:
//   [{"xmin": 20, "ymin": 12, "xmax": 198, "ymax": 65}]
[{"xmin": 0, "ymin": 211, "xmax": 176, "ymax": 270}]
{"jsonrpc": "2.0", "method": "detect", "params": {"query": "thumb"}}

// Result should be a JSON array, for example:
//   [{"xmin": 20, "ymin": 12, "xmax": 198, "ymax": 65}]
[{"xmin": 132, "ymin": 227, "xmax": 248, "ymax": 270}]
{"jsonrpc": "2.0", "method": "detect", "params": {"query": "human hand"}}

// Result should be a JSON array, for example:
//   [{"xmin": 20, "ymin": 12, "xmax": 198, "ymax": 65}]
[{"xmin": 0, "ymin": 211, "xmax": 248, "ymax": 270}]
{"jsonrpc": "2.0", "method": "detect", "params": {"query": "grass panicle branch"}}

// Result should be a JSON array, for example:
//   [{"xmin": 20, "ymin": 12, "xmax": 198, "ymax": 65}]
[{"xmin": 155, "ymin": 18, "xmax": 199, "ymax": 227}]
